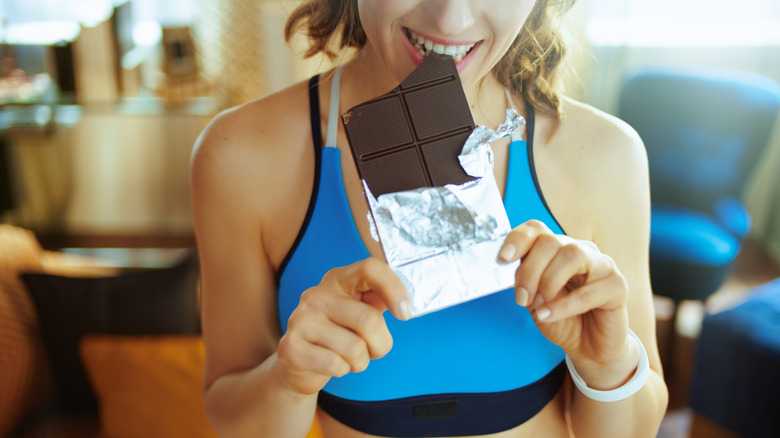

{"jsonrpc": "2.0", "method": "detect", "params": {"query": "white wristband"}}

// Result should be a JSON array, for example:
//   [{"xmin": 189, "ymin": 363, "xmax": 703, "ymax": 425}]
[{"xmin": 565, "ymin": 329, "xmax": 650, "ymax": 402}]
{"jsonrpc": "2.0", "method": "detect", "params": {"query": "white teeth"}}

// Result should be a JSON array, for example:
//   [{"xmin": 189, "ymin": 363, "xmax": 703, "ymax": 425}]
[{"xmin": 408, "ymin": 30, "xmax": 476, "ymax": 61}]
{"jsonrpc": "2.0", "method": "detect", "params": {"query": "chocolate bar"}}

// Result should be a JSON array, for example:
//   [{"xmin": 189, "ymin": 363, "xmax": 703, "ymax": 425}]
[{"xmin": 341, "ymin": 53, "xmax": 476, "ymax": 197}]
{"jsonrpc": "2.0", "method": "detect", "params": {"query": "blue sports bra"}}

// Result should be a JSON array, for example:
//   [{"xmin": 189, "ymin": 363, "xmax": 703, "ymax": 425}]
[{"xmin": 276, "ymin": 68, "xmax": 567, "ymax": 437}]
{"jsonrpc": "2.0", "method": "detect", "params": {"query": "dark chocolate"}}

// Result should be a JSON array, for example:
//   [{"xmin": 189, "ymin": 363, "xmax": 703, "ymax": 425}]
[{"xmin": 341, "ymin": 53, "xmax": 476, "ymax": 197}]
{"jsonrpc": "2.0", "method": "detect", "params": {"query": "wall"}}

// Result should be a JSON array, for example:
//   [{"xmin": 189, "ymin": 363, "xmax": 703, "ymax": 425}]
[{"xmin": 3, "ymin": 100, "xmax": 212, "ymax": 237}]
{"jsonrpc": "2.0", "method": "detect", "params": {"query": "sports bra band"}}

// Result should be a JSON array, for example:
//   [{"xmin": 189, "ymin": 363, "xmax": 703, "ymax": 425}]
[{"xmin": 318, "ymin": 362, "xmax": 566, "ymax": 437}]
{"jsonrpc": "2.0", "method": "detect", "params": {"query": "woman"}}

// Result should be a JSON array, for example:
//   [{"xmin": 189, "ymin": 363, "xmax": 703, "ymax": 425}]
[{"xmin": 190, "ymin": 1, "xmax": 669, "ymax": 437}]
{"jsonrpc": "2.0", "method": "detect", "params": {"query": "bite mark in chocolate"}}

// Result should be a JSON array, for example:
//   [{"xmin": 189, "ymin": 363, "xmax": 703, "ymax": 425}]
[{"xmin": 341, "ymin": 54, "xmax": 476, "ymax": 197}]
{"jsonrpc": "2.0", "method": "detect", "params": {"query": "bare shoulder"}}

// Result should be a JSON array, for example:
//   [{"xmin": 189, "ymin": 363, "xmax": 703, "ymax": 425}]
[
  {"xmin": 192, "ymin": 80, "xmax": 312, "ymax": 186},
  {"xmin": 557, "ymin": 96, "xmax": 646, "ymax": 170},
  {"xmin": 192, "ymin": 80, "xmax": 313, "ymax": 214},
  {"xmin": 550, "ymin": 97, "xmax": 649, "ymax": 200},
  {"xmin": 191, "ymin": 79, "xmax": 317, "ymax": 267},
  {"xmin": 558, "ymin": 96, "xmax": 650, "ymax": 246},
  {"xmin": 534, "ymin": 96, "xmax": 649, "ymax": 243}
]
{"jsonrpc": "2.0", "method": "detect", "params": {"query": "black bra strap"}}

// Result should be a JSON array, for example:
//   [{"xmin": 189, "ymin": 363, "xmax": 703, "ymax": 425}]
[
  {"xmin": 524, "ymin": 103, "xmax": 566, "ymax": 234},
  {"xmin": 525, "ymin": 103, "xmax": 535, "ymax": 149},
  {"xmin": 308, "ymin": 75, "xmax": 323, "ymax": 151},
  {"xmin": 276, "ymin": 76, "xmax": 324, "ymax": 281}
]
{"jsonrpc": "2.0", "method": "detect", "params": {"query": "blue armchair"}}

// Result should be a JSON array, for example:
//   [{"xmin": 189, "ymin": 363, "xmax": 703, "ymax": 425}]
[{"xmin": 618, "ymin": 67, "xmax": 780, "ymax": 305}]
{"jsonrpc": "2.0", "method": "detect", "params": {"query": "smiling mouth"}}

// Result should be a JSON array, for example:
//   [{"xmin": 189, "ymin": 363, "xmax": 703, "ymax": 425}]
[{"xmin": 404, "ymin": 28, "xmax": 477, "ymax": 62}]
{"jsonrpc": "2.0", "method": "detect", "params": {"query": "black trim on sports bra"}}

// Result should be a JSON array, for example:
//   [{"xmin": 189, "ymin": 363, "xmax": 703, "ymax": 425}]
[
  {"xmin": 318, "ymin": 361, "xmax": 567, "ymax": 437},
  {"xmin": 277, "ymin": 75, "xmax": 324, "ymax": 281},
  {"xmin": 525, "ymin": 105, "xmax": 567, "ymax": 235}
]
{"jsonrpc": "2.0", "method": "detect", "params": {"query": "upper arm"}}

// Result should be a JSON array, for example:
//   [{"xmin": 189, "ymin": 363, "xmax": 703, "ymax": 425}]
[
  {"xmin": 577, "ymin": 109, "xmax": 661, "ymax": 374},
  {"xmin": 190, "ymin": 108, "xmax": 283, "ymax": 390}
]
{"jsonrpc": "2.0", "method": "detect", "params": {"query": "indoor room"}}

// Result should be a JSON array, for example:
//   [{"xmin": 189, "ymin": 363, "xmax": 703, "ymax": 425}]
[{"xmin": 1, "ymin": 1, "xmax": 779, "ymax": 437}]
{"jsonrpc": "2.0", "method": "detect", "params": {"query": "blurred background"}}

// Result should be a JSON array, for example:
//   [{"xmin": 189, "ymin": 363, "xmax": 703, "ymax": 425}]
[{"xmin": 0, "ymin": 1, "xmax": 779, "ymax": 438}]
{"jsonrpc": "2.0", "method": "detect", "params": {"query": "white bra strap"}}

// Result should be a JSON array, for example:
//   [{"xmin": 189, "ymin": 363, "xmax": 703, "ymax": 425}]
[
  {"xmin": 325, "ymin": 65, "xmax": 344, "ymax": 148},
  {"xmin": 504, "ymin": 88, "xmax": 518, "ymax": 111},
  {"xmin": 504, "ymin": 88, "xmax": 523, "ymax": 142}
]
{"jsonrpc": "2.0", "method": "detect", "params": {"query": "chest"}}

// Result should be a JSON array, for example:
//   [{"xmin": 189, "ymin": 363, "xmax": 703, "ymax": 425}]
[{"xmin": 335, "ymin": 133, "xmax": 513, "ymax": 258}]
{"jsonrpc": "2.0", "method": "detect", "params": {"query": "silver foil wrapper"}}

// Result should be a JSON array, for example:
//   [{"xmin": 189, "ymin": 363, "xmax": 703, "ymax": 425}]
[{"xmin": 365, "ymin": 110, "xmax": 525, "ymax": 317}]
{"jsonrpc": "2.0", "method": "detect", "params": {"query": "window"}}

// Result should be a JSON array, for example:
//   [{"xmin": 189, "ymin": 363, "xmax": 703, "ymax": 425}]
[{"xmin": 586, "ymin": 0, "xmax": 780, "ymax": 47}]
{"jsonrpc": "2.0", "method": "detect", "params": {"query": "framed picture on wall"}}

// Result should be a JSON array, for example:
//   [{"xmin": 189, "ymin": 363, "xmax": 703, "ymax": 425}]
[{"xmin": 162, "ymin": 27, "xmax": 197, "ymax": 79}]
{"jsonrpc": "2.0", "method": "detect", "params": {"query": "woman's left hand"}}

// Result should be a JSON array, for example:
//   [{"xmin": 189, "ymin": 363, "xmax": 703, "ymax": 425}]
[{"xmin": 499, "ymin": 220, "xmax": 637, "ymax": 388}]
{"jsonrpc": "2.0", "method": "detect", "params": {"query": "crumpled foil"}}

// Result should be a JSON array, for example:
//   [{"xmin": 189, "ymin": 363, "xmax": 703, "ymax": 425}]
[{"xmin": 365, "ymin": 110, "xmax": 525, "ymax": 317}]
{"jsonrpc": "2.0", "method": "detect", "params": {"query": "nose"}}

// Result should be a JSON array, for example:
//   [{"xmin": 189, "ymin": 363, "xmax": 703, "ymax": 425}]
[{"xmin": 424, "ymin": 0, "xmax": 476, "ymax": 36}]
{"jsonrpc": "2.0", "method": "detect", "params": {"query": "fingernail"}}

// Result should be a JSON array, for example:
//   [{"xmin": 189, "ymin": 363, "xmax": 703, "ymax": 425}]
[
  {"xmin": 499, "ymin": 244, "xmax": 516, "ymax": 262},
  {"xmin": 399, "ymin": 301, "xmax": 412, "ymax": 321},
  {"xmin": 516, "ymin": 288, "xmax": 529, "ymax": 307},
  {"xmin": 536, "ymin": 307, "xmax": 551, "ymax": 321},
  {"xmin": 532, "ymin": 294, "xmax": 544, "ymax": 309}
]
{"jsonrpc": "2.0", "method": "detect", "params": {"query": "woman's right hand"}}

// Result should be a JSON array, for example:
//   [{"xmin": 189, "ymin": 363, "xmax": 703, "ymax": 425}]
[{"xmin": 276, "ymin": 257, "xmax": 411, "ymax": 396}]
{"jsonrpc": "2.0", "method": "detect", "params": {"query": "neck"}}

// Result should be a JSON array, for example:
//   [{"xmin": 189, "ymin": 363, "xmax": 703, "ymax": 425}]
[
  {"xmin": 344, "ymin": 45, "xmax": 400, "ymax": 105},
  {"xmin": 466, "ymin": 73, "xmax": 511, "ymax": 128}
]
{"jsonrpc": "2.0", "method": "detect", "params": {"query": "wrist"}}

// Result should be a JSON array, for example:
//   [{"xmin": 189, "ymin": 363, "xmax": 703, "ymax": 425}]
[
  {"xmin": 568, "ymin": 332, "xmax": 640, "ymax": 390},
  {"xmin": 269, "ymin": 353, "xmax": 321, "ymax": 401},
  {"xmin": 566, "ymin": 329, "xmax": 650, "ymax": 402}
]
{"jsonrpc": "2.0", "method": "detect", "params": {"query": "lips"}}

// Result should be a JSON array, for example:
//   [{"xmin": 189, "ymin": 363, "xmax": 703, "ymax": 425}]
[
  {"xmin": 406, "ymin": 28, "xmax": 477, "ymax": 62},
  {"xmin": 402, "ymin": 27, "xmax": 482, "ymax": 72}
]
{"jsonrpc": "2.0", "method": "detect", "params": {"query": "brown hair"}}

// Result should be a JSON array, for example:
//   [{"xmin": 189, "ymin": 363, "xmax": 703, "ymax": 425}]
[{"xmin": 285, "ymin": 0, "xmax": 576, "ymax": 120}]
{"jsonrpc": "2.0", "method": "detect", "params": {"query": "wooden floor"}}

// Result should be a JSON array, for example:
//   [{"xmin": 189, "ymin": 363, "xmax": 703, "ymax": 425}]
[{"xmin": 655, "ymin": 238, "xmax": 780, "ymax": 438}]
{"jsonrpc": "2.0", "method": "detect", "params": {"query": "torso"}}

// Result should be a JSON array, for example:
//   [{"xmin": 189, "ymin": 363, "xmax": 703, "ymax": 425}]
[{"xmin": 229, "ymin": 59, "xmax": 631, "ymax": 438}]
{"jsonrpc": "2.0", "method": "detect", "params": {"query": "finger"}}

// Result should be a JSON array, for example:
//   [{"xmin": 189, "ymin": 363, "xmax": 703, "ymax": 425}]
[
  {"xmin": 278, "ymin": 332, "xmax": 351, "ymax": 378},
  {"xmin": 294, "ymin": 288, "xmax": 389, "ymax": 361},
  {"xmin": 361, "ymin": 290, "xmax": 388, "ymax": 310},
  {"xmin": 534, "ymin": 273, "xmax": 627, "ymax": 323},
  {"xmin": 328, "ymin": 258, "xmax": 412, "ymax": 321},
  {"xmin": 325, "ymin": 296, "xmax": 393, "ymax": 359},
  {"xmin": 304, "ymin": 320, "xmax": 372, "ymax": 373},
  {"xmin": 513, "ymin": 232, "xmax": 561, "ymax": 307},
  {"xmin": 498, "ymin": 220, "xmax": 551, "ymax": 263},
  {"xmin": 536, "ymin": 242, "xmax": 594, "ymax": 303}
]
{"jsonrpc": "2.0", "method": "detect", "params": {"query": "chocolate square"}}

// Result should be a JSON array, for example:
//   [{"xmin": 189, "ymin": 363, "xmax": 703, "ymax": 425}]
[{"xmin": 341, "ymin": 53, "xmax": 476, "ymax": 197}]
